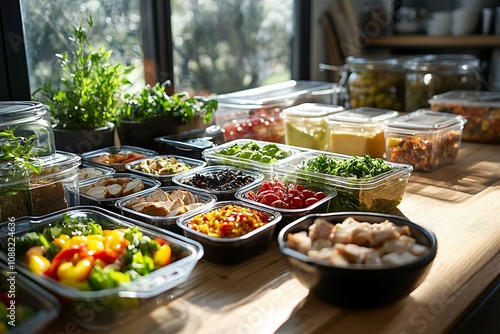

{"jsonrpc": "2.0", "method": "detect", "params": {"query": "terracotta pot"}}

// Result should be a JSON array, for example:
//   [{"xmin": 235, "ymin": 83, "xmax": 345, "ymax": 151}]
[
  {"xmin": 53, "ymin": 122, "xmax": 115, "ymax": 153},
  {"xmin": 117, "ymin": 116, "xmax": 207, "ymax": 151}
]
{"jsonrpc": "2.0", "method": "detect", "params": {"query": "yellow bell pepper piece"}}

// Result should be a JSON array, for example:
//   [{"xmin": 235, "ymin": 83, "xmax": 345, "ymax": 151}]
[
  {"xmin": 104, "ymin": 230, "xmax": 129, "ymax": 252},
  {"xmin": 27, "ymin": 254, "xmax": 51, "ymax": 275},
  {"xmin": 57, "ymin": 258, "xmax": 94, "ymax": 289},
  {"xmin": 53, "ymin": 234, "xmax": 70, "ymax": 248},
  {"xmin": 153, "ymin": 244, "xmax": 172, "ymax": 267}
]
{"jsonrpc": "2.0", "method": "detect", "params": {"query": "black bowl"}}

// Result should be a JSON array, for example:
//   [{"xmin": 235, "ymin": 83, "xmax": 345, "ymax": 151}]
[{"xmin": 278, "ymin": 212, "xmax": 437, "ymax": 309}]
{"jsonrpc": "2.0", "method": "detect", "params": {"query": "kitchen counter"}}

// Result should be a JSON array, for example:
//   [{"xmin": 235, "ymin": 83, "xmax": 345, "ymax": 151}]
[{"xmin": 45, "ymin": 142, "xmax": 500, "ymax": 333}]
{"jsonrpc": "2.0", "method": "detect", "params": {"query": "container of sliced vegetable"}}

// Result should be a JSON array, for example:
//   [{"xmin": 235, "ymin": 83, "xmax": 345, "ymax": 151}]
[
  {"xmin": 273, "ymin": 152, "xmax": 412, "ymax": 213},
  {"xmin": 202, "ymin": 139, "xmax": 301, "ymax": 178},
  {"xmin": 0, "ymin": 206, "xmax": 203, "ymax": 330}
]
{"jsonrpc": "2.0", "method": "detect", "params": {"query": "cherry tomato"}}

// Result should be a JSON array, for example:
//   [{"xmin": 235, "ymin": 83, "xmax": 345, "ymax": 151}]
[
  {"xmin": 315, "ymin": 191, "xmax": 327, "ymax": 200},
  {"xmin": 271, "ymin": 200, "xmax": 289, "ymax": 208},
  {"xmin": 304, "ymin": 197, "xmax": 319, "ymax": 207},
  {"xmin": 259, "ymin": 182, "xmax": 273, "ymax": 192},
  {"xmin": 261, "ymin": 193, "xmax": 281, "ymax": 206},
  {"xmin": 300, "ymin": 189, "xmax": 316, "ymax": 199},
  {"xmin": 295, "ymin": 184, "xmax": 304, "ymax": 191},
  {"xmin": 290, "ymin": 197, "xmax": 303, "ymax": 209}
]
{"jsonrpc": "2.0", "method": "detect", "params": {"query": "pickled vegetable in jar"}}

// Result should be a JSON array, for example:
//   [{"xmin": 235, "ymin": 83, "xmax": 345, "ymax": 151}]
[
  {"xmin": 403, "ymin": 54, "xmax": 480, "ymax": 112},
  {"xmin": 346, "ymin": 56, "xmax": 405, "ymax": 112}
]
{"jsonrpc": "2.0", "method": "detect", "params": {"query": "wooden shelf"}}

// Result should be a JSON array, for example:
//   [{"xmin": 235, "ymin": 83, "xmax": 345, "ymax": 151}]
[{"xmin": 369, "ymin": 35, "xmax": 500, "ymax": 48}]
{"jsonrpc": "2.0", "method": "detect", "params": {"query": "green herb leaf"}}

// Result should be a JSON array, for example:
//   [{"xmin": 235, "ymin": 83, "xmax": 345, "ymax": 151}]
[{"xmin": 118, "ymin": 82, "xmax": 218, "ymax": 124}]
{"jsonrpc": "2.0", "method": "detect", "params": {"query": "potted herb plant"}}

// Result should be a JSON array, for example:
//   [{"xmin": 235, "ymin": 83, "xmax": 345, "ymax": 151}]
[
  {"xmin": 116, "ymin": 82, "xmax": 218, "ymax": 150},
  {"xmin": 33, "ymin": 16, "xmax": 132, "ymax": 153}
]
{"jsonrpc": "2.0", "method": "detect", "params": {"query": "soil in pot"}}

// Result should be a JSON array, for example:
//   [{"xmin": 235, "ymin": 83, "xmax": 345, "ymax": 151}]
[
  {"xmin": 117, "ymin": 116, "xmax": 207, "ymax": 151},
  {"xmin": 53, "ymin": 123, "xmax": 116, "ymax": 154}
]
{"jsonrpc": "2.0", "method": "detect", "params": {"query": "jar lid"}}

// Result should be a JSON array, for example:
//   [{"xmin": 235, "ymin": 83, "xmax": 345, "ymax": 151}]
[
  {"xmin": 0, "ymin": 101, "xmax": 46, "ymax": 126},
  {"xmin": 346, "ymin": 56, "xmax": 402, "ymax": 70},
  {"xmin": 384, "ymin": 109, "xmax": 466, "ymax": 131},
  {"xmin": 327, "ymin": 107, "xmax": 399, "ymax": 124},
  {"xmin": 403, "ymin": 54, "xmax": 480, "ymax": 71},
  {"xmin": 281, "ymin": 103, "xmax": 344, "ymax": 118}
]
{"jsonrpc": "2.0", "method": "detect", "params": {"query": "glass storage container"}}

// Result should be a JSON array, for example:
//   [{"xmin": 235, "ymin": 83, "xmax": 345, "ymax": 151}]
[
  {"xmin": 214, "ymin": 80, "xmax": 347, "ymax": 143},
  {"xmin": 383, "ymin": 110, "xmax": 466, "ymax": 171},
  {"xmin": 0, "ymin": 151, "xmax": 81, "ymax": 222},
  {"xmin": 0, "ymin": 101, "xmax": 55, "ymax": 157},
  {"xmin": 326, "ymin": 107, "xmax": 399, "ymax": 158},
  {"xmin": 404, "ymin": 54, "xmax": 480, "ymax": 112},
  {"xmin": 345, "ymin": 56, "xmax": 405, "ymax": 111},
  {"xmin": 281, "ymin": 103, "xmax": 344, "ymax": 151}
]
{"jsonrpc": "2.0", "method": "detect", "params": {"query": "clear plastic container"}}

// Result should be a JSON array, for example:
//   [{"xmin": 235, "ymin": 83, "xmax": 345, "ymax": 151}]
[
  {"xmin": 383, "ymin": 110, "xmax": 466, "ymax": 171},
  {"xmin": 0, "ymin": 262, "xmax": 60, "ymax": 334},
  {"xmin": 0, "ymin": 151, "xmax": 80, "ymax": 222},
  {"xmin": 202, "ymin": 139, "xmax": 300, "ymax": 178},
  {"xmin": 428, "ymin": 90, "xmax": 500, "ymax": 144},
  {"xmin": 214, "ymin": 80, "xmax": 347, "ymax": 143},
  {"xmin": 81, "ymin": 145, "xmax": 158, "ymax": 172},
  {"xmin": 281, "ymin": 103, "xmax": 344, "ymax": 151},
  {"xmin": 125, "ymin": 155, "xmax": 207, "ymax": 186},
  {"xmin": 115, "ymin": 186, "xmax": 217, "ymax": 233},
  {"xmin": 273, "ymin": 151, "xmax": 413, "ymax": 213},
  {"xmin": 345, "ymin": 56, "xmax": 406, "ymax": 111},
  {"xmin": 404, "ymin": 54, "xmax": 480, "ymax": 112},
  {"xmin": 326, "ymin": 107, "xmax": 399, "ymax": 158},
  {"xmin": 0, "ymin": 101, "xmax": 55, "ymax": 157},
  {"xmin": 78, "ymin": 162, "xmax": 116, "ymax": 182},
  {"xmin": 176, "ymin": 201, "xmax": 282, "ymax": 264},
  {"xmin": 75, "ymin": 173, "xmax": 161, "ymax": 209},
  {"xmin": 0, "ymin": 206, "xmax": 203, "ymax": 330},
  {"xmin": 172, "ymin": 165, "xmax": 264, "ymax": 201},
  {"xmin": 235, "ymin": 178, "xmax": 337, "ymax": 232}
]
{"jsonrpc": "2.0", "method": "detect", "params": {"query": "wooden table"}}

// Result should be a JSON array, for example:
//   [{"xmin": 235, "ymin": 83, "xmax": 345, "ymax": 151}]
[{"xmin": 46, "ymin": 142, "xmax": 500, "ymax": 334}]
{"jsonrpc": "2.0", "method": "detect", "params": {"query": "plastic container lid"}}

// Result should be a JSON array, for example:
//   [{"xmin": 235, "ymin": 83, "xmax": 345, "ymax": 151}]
[
  {"xmin": 215, "ymin": 80, "xmax": 338, "ymax": 108},
  {"xmin": 384, "ymin": 110, "xmax": 466, "ymax": 133},
  {"xmin": 281, "ymin": 103, "xmax": 344, "ymax": 119},
  {"xmin": 428, "ymin": 90, "xmax": 500, "ymax": 107},
  {"xmin": 328, "ymin": 107, "xmax": 399, "ymax": 124}
]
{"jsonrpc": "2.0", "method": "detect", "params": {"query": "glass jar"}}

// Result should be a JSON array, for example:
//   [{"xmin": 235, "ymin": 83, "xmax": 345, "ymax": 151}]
[
  {"xmin": 0, "ymin": 101, "xmax": 55, "ymax": 156},
  {"xmin": 403, "ymin": 54, "xmax": 480, "ymax": 112},
  {"xmin": 345, "ymin": 56, "xmax": 405, "ymax": 112}
]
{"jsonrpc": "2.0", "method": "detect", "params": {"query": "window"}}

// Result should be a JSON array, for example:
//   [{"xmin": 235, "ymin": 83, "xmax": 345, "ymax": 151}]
[{"xmin": 1, "ymin": 0, "xmax": 301, "ymax": 100}]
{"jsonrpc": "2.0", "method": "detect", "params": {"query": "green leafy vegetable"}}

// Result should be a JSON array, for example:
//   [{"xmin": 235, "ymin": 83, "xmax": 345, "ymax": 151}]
[
  {"xmin": 301, "ymin": 154, "xmax": 392, "ymax": 179},
  {"xmin": 118, "ymin": 82, "xmax": 218, "ymax": 124}
]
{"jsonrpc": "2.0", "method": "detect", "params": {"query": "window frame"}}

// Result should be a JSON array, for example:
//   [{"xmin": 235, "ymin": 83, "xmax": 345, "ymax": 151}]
[{"xmin": 0, "ymin": 0, "xmax": 310, "ymax": 100}]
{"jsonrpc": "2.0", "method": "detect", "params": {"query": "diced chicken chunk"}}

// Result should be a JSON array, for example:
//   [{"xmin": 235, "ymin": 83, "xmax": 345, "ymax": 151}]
[{"xmin": 286, "ymin": 231, "xmax": 312, "ymax": 253}]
